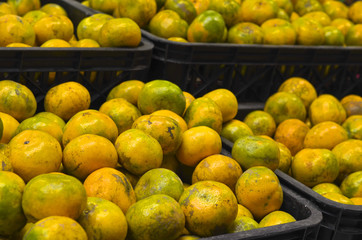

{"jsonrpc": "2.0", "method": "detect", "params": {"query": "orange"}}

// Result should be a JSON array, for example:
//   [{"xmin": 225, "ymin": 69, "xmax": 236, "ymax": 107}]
[
  {"xmin": 292, "ymin": 17, "xmax": 325, "ymax": 45},
  {"xmin": 277, "ymin": 8, "xmax": 290, "ymax": 20},
  {"xmin": 274, "ymin": 118, "xmax": 310, "ymax": 156},
  {"xmin": 127, "ymin": 194, "xmax": 185, "ymax": 240},
  {"xmin": 132, "ymin": 114, "xmax": 183, "ymax": 154},
  {"xmin": 241, "ymin": 0, "xmax": 278, "ymax": 25},
  {"xmin": 303, "ymin": 11, "xmax": 331, "ymax": 26},
  {"xmin": 187, "ymin": 10, "xmax": 227, "ymax": 43},
  {"xmin": 340, "ymin": 171, "xmax": 362, "ymax": 198},
  {"xmin": 278, "ymin": 77, "xmax": 317, "ymax": 109},
  {"xmin": 5, "ymin": 42, "xmax": 32, "ymax": 47},
  {"xmin": 0, "ymin": 80, "xmax": 37, "ymax": 122},
  {"xmin": 294, "ymin": 0, "xmax": 323, "ymax": 16},
  {"xmin": 235, "ymin": 166, "xmax": 283, "ymax": 221},
  {"xmin": 191, "ymin": 0, "xmax": 209, "ymax": 15},
  {"xmin": 348, "ymin": 1, "xmax": 362, "ymax": 24},
  {"xmin": 227, "ymin": 22, "xmax": 264, "ymax": 44},
  {"xmin": 179, "ymin": 181, "xmax": 238, "ymax": 237},
  {"xmin": 22, "ymin": 173, "xmax": 87, "ymax": 222},
  {"xmin": 137, "ymin": 80, "xmax": 186, "ymax": 116},
  {"xmin": 203, "ymin": 88, "xmax": 238, "ymax": 122},
  {"xmin": 264, "ymin": 92, "xmax": 306, "ymax": 125},
  {"xmin": 149, "ymin": 10, "xmax": 189, "ymax": 39},
  {"xmin": 221, "ymin": 119, "xmax": 254, "ymax": 143},
  {"xmin": 227, "ymin": 216, "xmax": 259, "ymax": 233},
  {"xmin": 0, "ymin": 2, "xmax": 16, "ymax": 15},
  {"xmin": 23, "ymin": 216, "xmax": 87, "ymax": 240},
  {"xmin": 243, "ymin": 110, "xmax": 276, "ymax": 137},
  {"xmin": 290, "ymin": 11, "xmax": 300, "ymax": 21},
  {"xmin": 7, "ymin": 0, "xmax": 40, "ymax": 16},
  {"xmin": 312, "ymin": 182, "xmax": 342, "ymax": 195},
  {"xmin": 261, "ymin": 18, "xmax": 297, "ymax": 45},
  {"xmin": 0, "ymin": 143, "xmax": 10, "ymax": 157},
  {"xmin": 44, "ymin": 81, "xmax": 91, "ymax": 121},
  {"xmin": 309, "ymin": 94, "xmax": 347, "ymax": 126},
  {"xmin": 176, "ymin": 235, "xmax": 200, "ymax": 240},
  {"xmin": 258, "ymin": 210, "xmax": 296, "ymax": 227},
  {"xmin": 73, "ymin": 38, "xmax": 100, "ymax": 47},
  {"xmin": 277, "ymin": 142, "xmax": 292, "ymax": 173},
  {"xmin": 303, "ymin": 121, "xmax": 349, "ymax": 150},
  {"xmin": 168, "ymin": 37, "xmax": 188, "ymax": 42},
  {"xmin": 99, "ymin": 98, "xmax": 142, "ymax": 135},
  {"xmin": 9, "ymin": 130, "xmax": 62, "ymax": 183},
  {"xmin": 78, "ymin": 197, "xmax": 128, "ymax": 240},
  {"xmin": 0, "ymin": 152, "xmax": 12, "ymax": 171},
  {"xmin": 274, "ymin": 0, "xmax": 293, "ymax": 16},
  {"xmin": 183, "ymin": 97, "xmax": 223, "ymax": 133},
  {"xmin": 232, "ymin": 135, "xmax": 280, "ymax": 171},
  {"xmin": 40, "ymin": 38, "xmax": 72, "ymax": 47},
  {"xmin": 116, "ymin": 0, "xmax": 157, "ymax": 28},
  {"xmin": 98, "ymin": 18, "xmax": 141, "ymax": 47},
  {"xmin": 291, "ymin": 148, "xmax": 339, "ymax": 187},
  {"xmin": 40, "ymin": 3, "xmax": 67, "ymax": 16},
  {"xmin": 106, "ymin": 79, "xmax": 145, "ymax": 106},
  {"xmin": 88, "ymin": 0, "xmax": 119, "ymax": 14},
  {"xmin": 345, "ymin": 24, "xmax": 362, "ymax": 46},
  {"xmin": 76, "ymin": 13, "xmax": 114, "ymax": 43},
  {"xmin": 116, "ymin": 166, "xmax": 140, "ymax": 188},
  {"xmin": 330, "ymin": 18, "xmax": 354, "ymax": 36},
  {"xmin": 10, "ymin": 222, "xmax": 34, "ymax": 240},
  {"xmin": 183, "ymin": 91, "xmax": 195, "ymax": 114},
  {"xmin": 236, "ymin": 204, "xmax": 254, "ymax": 219},
  {"xmin": 343, "ymin": 115, "xmax": 362, "ymax": 139},
  {"xmin": 22, "ymin": 10, "xmax": 49, "ymax": 26},
  {"xmin": 62, "ymin": 109, "xmax": 118, "ymax": 147},
  {"xmin": 164, "ymin": 0, "xmax": 197, "ymax": 24},
  {"xmin": 33, "ymin": 15, "xmax": 74, "ymax": 46},
  {"xmin": 341, "ymin": 94, "xmax": 362, "ymax": 117},
  {"xmin": 0, "ymin": 112, "xmax": 19, "ymax": 144},
  {"xmin": 34, "ymin": 111, "xmax": 65, "ymax": 129},
  {"xmin": 176, "ymin": 126, "xmax": 222, "ymax": 167},
  {"xmin": 115, "ymin": 129, "xmax": 163, "ymax": 175},
  {"xmin": 207, "ymin": 0, "xmax": 242, "ymax": 28},
  {"xmin": 134, "ymin": 168, "xmax": 184, "ymax": 201},
  {"xmin": 322, "ymin": 192, "xmax": 354, "ymax": 204},
  {"xmin": 332, "ymin": 139, "xmax": 362, "ymax": 184},
  {"xmin": 83, "ymin": 167, "xmax": 136, "ymax": 214},
  {"xmin": 0, "ymin": 171, "xmax": 26, "ymax": 237},
  {"xmin": 63, "ymin": 134, "xmax": 118, "ymax": 180},
  {"xmin": 192, "ymin": 154, "xmax": 243, "ymax": 192},
  {"xmin": 151, "ymin": 109, "xmax": 188, "ymax": 133},
  {"xmin": 324, "ymin": 25, "xmax": 345, "ymax": 46},
  {"xmin": 323, "ymin": 0, "xmax": 348, "ymax": 20},
  {"xmin": 350, "ymin": 197, "xmax": 362, "ymax": 205}
]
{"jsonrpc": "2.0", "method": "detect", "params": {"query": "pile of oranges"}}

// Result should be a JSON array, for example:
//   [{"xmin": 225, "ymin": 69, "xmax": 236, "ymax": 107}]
[{"xmin": 0, "ymin": 74, "xmax": 361, "ymax": 239}]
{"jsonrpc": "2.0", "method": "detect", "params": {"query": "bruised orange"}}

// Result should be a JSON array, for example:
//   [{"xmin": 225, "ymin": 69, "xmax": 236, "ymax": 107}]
[
  {"xmin": 151, "ymin": 109, "xmax": 188, "ymax": 133},
  {"xmin": 341, "ymin": 94, "xmax": 362, "ymax": 117},
  {"xmin": 340, "ymin": 171, "xmax": 362, "ymax": 198},
  {"xmin": 343, "ymin": 115, "xmax": 362, "ymax": 140},
  {"xmin": 227, "ymin": 22, "xmax": 264, "ymax": 44}
]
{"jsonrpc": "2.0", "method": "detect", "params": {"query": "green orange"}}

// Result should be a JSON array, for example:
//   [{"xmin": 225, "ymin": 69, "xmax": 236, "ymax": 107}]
[{"xmin": 340, "ymin": 171, "xmax": 362, "ymax": 198}]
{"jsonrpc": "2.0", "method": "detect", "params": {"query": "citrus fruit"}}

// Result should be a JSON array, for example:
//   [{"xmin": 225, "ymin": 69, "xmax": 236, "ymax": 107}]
[
  {"xmin": 183, "ymin": 97, "xmax": 223, "ymax": 133},
  {"xmin": 7, "ymin": 0, "xmax": 40, "ymax": 16},
  {"xmin": 303, "ymin": 11, "xmax": 331, "ymax": 26},
  {"xmin": 330, "ymin": 18, "xmax": 354, "ymax": 36},
  {"xmin": 88, "ymin": 0, "xmax": 120, "ymax": 14},
  {"xmin": 309, "ymin": 94, "xmax": 347, "ymax": 126},
  {"xmin": 176, "ymin": 235, "xmax": 200, "ymax": 240},
  {"xmin": 241, "ymin": 0, "xmax": 278, "ymax": 25},
  {"xmin": 261, "ymin": 18, "xmax": 297, "ymax": 45},
  {"xmin": 73, "ymin": 38, "xmax": 100, "ymax": 47},
  {"xmin": 23, "ymin": 216, "xmax": 87, "ymax": 240},
  {"xmin": 22, "ymin": 10, "xmax": 49, "ymax": 26},
  {"xmin": 243, "ymin": 110, "xmax": 276, "ymax": 137},
  {"xmin": 44, "ymin": 81, "xmax": 90, "ymax": 121},
  {"xmin": 264, "ymin": 91, "xmax": 306, "ymax": 125},
  {"xmin": 343, "ymin": 115, "xmax": 362, "ymax": 139},
  {"xmin": 322, "ymin": 192, "xmax": 354, "ymax": 204},
  {"xmin": 277, "ymin": 77, "xmax": 317, "ymax": 109},
  {"xmin": 291, "ymin": 148, "xmax": 339, "ymax": 187},
  {"xmin": 106, "ymin": 79, "xmax": 145, "ymax": 105},
  {"xmin": 341, "ymin": 94, "xmax": 362, "ymax": 117},
  {"xmin": 78, "ymin": 197, "xmax": 128, "ymax": 240},
  {"xmin": 0, "ymin": 112, "xmax": 19, "ymax": 144},
  {"xmin": 40, "ymin": 3, "xmax": 67, "ymax": 16},
  {"xmin": 277, "ymin": 142, "xmax": 292, "ymax": 173},
  {"xmin": 62, "ymin": 109, "xmax": 118, "ymax": 147},
  {"xmin": 294, "ymin": 0, "xmax": 323, "ymax": 16},
  {"xmin": 227, "ymin": 22, "xmax": 264, "ymax": 44},
  {"xmin": 312, "ymin": 182, "xmax": 342, "ymax": 195},
  {"xmin": 116, "ymin": 0, "xmax": 157, "ymax": 28},
  {"xmin": 161, "ymin": 153, "xmax": 180, "ymax": 173},
  {"xmin": 63, "ymin": 134, "xmax": 118, "ymax": 180},
  {"xmin": 149, "ymin": 9, "xmax": 189, "ymax": 39},
  {"xmin": 235, "ymin": 166, "xmax": 283, "ymax": 221},
  {"xmin": 350, "ymin": 197, "xmax": 362, "ymax": 205},
  {"xmin": 176, "ymin": 126, "xmax": 222, "ymax": 167},
  {"xmin": 127, "ymin": 194, "xmax": 185, "ymax": 240},
  {"xmin": 258, "ymin": 211, "xmax": 296, "ymax": 227},
  {"xmin": 0, "ymin": 80, "xmax": 37, "ymax": 122},
  {"xmin": 232, "ymin": 135, "xmax": 280, "ymax": 171},
  {"xmin": 221, "ymin": 119, "xmax": 254, "ymax": 143},
  {"xmin": 164, "ymin": 0, "xmax": 197, "ymax": 24},
  {"xmin": 187, "ymin": 10, "xmax": 227, "ymax": 43},
  {"xmin": 274, "ymin": 118, "xmax": 310, "ymax": 156},
  {"xmin": 138, "ymin": 80, "xmax": 186, "ymax": 116},
  {"xmin": 227, "ymin": 216, "xmax": 259, "ymax": 233},
  {"xmin": 274, "ymin": 0, "xmax": 293, "ymax": 16},
  {"xmin": 134, "ymin": 168, "xmax": 184, "ymax": 201},
  {"xmin": 183, "ymin": 91, "xmax": 195, "ymax": 114},
  {"xmin": 292, "ymin": 17, "xmax": 325, "ymax": 45},
  {"xmin": 115, "ymin": 129, "xmax": 163, "ymax": 176},
  {"xmin": 40, "ymin": 38, "xmax": 72, "ymax": 47},
  {"xmin": 0, "ymin": 2, "xmax": 15, "ymax": 15},
  {"xmin": 340, "ymin": 171, "xmax": 362, "ymax": 198},
  {"xmin": 151, "ymin": 109, "xmax": 188, "ymax": 133},
  {"xmin": 0, "ymin": 171, "xmax": 26, "ymax": 237},
  {"xmin": 348, "ymin": 1, "xmax": 362, "ymax": 24},
  {"xmin": 323, "ymin": 0, "xmax": 348, "ymax": 20},
  {"xmin": 203, "ymin": 88, "xmax": 238, "ymax": 122},
  {"xmin": 192, "ymin": 154, "xmax": 243, "ymax": 192},
  {"xmin": 22, "ymin": 173, "xmax": 87, "ymax": 222},
  {"xmin": 132, "ymin": 114, "xmax": 183, "ymax": 154},
  {"xmin": 0, "ymin": 152, "xmax": 12, "ymax": 171},
  {"xmin": 345, "ymin": 24, "xmax": 362, "ymax": 46},
  {"xmin": 83, "ymin": 167, "xmax": 136, "ymax": 214},
  {"xmin": 5, "ymin": 42, "xmax": 32, "ymax": 47},
  {"xmin": 99, "ymin": 98, "xmax": 142, "ymax": 135},
  {"xmin": 207, "ymin": 0, "xmax": 242, "ymax": 28},
  {"xmin": 303, "ymin": 121, "xmax": 349, "ymax": 150},
  {"xmin": 76, "ymin": 13, "xmax": 113, "ymax": 43},
  {"xmin": 323, "ymin": 25, "xmax": 345, "ymax": 46},
  {"xmin": 236, "ymin": 204, "xmax": 254, "ymax": 219},
  {"xmin": 9, "ymin": 130, "xmax": 62, "ymax": 182},
  {"xmin": 179, "ymin": 181, "xmax": 238, "ymax": 237},
  {"xmin": 98, "ymin": 18, "xmax": 141, "ymax": 47}
]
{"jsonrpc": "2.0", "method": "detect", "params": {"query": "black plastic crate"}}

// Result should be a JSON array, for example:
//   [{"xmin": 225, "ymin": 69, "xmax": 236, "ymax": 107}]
[
  {"xmin": 222, "ymin": 104, "xmax": 362, "ymax": 240},
  {"xmin": 0, "ymin": 0, "xmax": 153, "ymax": 110}
]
